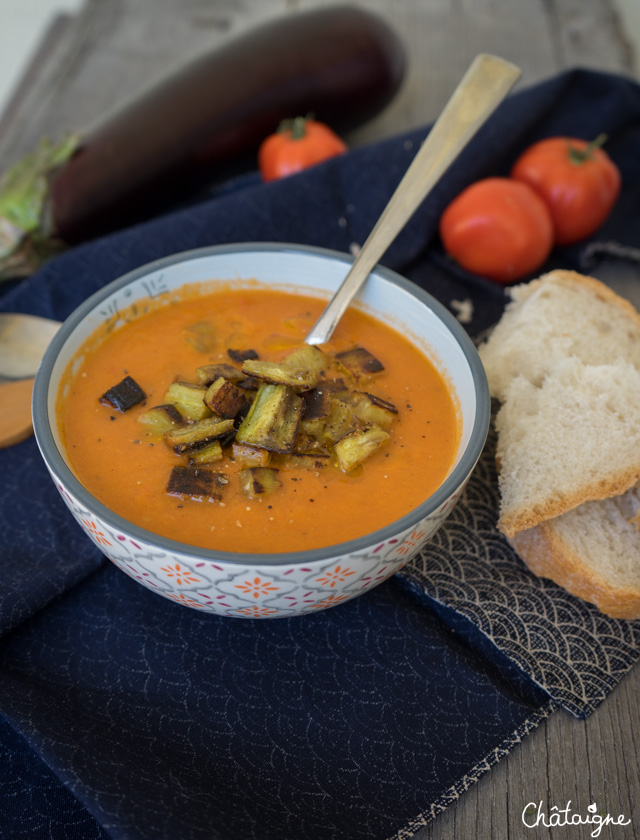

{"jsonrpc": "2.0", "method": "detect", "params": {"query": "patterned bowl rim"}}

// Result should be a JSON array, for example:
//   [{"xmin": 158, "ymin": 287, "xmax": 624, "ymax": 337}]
[{"xmin": 33, "ymin": 242, "xmax": 490, "ymax": 567}]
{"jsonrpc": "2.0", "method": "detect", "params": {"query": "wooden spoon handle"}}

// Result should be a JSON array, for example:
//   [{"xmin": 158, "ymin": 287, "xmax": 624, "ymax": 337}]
[{"xmin": 0, "ymin": 378, "xmax": 35, "ymax": 448}]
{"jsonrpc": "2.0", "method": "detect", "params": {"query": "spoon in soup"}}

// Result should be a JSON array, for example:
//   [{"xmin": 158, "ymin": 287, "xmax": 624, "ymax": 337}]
[
  {"xmin": 305, "ymin": 52, "xmax": 521, "ymax": 345},
  {"xmin": 0, "ymin": 53, "xmax": 520, "ymax": 449}
]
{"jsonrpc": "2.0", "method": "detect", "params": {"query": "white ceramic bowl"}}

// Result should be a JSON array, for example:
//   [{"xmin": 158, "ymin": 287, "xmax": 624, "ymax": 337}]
[{"xmin": 33, "ymin": 243, "xmax": 489, "ymax": 618}]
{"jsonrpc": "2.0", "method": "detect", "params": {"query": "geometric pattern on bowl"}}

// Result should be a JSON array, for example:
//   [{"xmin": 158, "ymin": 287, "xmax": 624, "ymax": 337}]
[{"xmin": 52, "ymin": 471, "xmax": 467, "ymax": 618}]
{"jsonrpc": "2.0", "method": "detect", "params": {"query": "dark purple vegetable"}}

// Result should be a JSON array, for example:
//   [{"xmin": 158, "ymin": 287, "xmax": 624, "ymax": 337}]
[
  {"xmin": 99, "ymin": 376, "xmax": 146, "ymax": 412},
  {"xmin": 0, "ymin": 5, "xmax": 405, "ymax": 279}
]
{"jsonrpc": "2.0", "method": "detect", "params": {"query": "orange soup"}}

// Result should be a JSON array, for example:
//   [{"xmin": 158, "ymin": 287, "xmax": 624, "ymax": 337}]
[{"xmin": 57, "ymin": 284, "xmax": 460, "ymax": 553}]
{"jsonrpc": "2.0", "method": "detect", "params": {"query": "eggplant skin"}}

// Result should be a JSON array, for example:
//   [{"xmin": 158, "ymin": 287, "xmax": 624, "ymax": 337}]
[{"xmin": 49, "ymin": 6, "xmax": 406, "ymax": 243}]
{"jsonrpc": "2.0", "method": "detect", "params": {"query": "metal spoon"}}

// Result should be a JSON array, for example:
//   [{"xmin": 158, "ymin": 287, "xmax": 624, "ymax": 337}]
[
  {"xmin": 0, "ymin": 53, "xmax": 520, "ymax": 448},
  {"xmin": 305, "ymin": 53, "xmax": 521, "ymax": 345},
  {"xmin": 0, "ymin": 313, "xmax": 61, "ymax": 448}
]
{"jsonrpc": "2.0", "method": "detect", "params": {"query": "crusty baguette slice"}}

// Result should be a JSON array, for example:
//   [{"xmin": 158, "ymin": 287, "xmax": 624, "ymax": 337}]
[
  {"xmin": 479, "ymin": 269, "xmax": 640, "ymax": 401},
  {"xmin": 495, "ymin": 356, "xmax": 640, "ymax": 537},
  {"xmin": 510, "ymin": 485, "xmax": 640, "ymax": 620}
]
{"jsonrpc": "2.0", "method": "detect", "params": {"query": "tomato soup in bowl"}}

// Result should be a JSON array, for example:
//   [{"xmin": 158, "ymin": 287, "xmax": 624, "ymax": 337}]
[{"xmin": 33, "ymin": 243, "xmax": 489, "ymax": 618}]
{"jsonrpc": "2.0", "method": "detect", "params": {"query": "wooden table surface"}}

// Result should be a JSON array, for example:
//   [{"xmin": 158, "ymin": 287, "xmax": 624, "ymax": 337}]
[{"xmin": 1, "ymin": 2, "xmax": 638, "ymax": 839}]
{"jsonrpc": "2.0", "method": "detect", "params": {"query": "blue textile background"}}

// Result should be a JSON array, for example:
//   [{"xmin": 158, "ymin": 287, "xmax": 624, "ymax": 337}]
[{"xmin": 1, "ymin": 69, "xmax": 639, "ymax": 839}]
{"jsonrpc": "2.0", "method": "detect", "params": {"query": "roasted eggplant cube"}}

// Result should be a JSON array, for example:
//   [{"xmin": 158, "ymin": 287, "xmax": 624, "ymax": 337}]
[
  {"xmin": 164, "ymin": 381, "xmax": 211, "ymax": 421},
  {"xmin": 99, "ymin": 375, "xmax": 146, "ymax": 412},
  {"xmin": 187, "ymin": 441, "xmax": 224, "ymax": 465},
  {"xmin": 137, "ymin": 403, "xmax": 183, "ymax": 436},
  {"xmin": 302, "ymin": 387, "xmax": 332, "ymax": 421},
  {"xmin": 228, "ymin": 348, "xmax": 259, "ymax": 363},
  {"xmin": 165, "ymin": 417, "xmax": 235, "ymax": 453},
  {"xmin": 166, "ymin": 466, "xmax": 228, "ymax": 501},
  {"xmin": 332, "ymin": 425, "xmax": 390, "ymax": 472},
  {"xmin": 335, "ymin": 347, "xmax": 384, "ymax": 379},
  {"xmin": 351, "ymin": 391, "xmax": 398, "ymax": 427},
  {"xmin": 231, "ymin": 443, "xmax": 271, "ymax": 468},
  {"xmin": 235, "ymin": 383, "xmax": 303, "ymax": 453},
  {"xmin": 274, "ymin": 452, "xmax": 330, "ymax": 470},
  {"xmin": 320, "ymin": 398, "xmax": 356, "ymax": 444},
  {"xmin": 237, "ymin": 375, "xmax": 261, "ymax": 391},
  {"xmin": 241, "ymin": 359, "xmax": 318, "ymax": 391},
  {"xmin": 282, "ymin": 344, "xmax": 327, "ymax": 377},
  {"xmin": 239, "ymin": 467, "xmax": 282, "ymax": 499},
  {"xmin": 241, "ymin": 344, "xmax": 327, "ymax": 391},
  {"xmin": 204, "ymin": 377, "xmax": 246, "ymax": 418},
  {"xmin": 196, "ymin": 363, "xmax": 243, "ymax": 386}
]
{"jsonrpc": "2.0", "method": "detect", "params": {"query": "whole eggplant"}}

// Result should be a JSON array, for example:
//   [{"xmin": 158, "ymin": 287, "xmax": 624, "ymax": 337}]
[{"xmin": 0, "ymin": 5, "xmax": 405, "ymax": 279}]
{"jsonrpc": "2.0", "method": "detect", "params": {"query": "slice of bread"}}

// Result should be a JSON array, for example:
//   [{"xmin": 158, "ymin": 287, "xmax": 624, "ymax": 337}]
[
  {"xmin": 510, "ymin": 485, "xmax": 640, "ymax": 619},
  {"xmin": 479, "ymin": 269, "xmax": 640, "ymax": 618},
  {"xmin": 479, "ymin": 269, "xmax": 640, "ymax": 402},
  {"xmin": 495, "ymin": 356, "xmax": 640, "ymax": 537}
]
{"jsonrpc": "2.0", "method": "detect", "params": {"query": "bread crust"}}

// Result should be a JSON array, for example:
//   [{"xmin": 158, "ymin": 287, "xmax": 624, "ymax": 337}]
[
  {"xmin": 499, "ymin": 467, "xmax": 640, "ymax": 538},
  {"xmin": 510, "ymin": 523, "xmax": 640, "ymax": 620},
  {"xmin": 490, "ymin": 269, "xmax": 640, "ymax": 537},
  {"xmin": 514, "ymin": 269, "xmax": 640, "ymax": 327}
]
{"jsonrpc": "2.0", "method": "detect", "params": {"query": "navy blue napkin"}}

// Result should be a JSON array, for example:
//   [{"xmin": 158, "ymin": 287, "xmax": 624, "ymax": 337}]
[{"xmin": 1, "ymin": 69, "xmax": 640, "ymax": 840}]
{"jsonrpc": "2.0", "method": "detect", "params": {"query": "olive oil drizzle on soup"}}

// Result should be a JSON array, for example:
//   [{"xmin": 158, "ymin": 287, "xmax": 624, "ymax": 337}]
[{"xmin": 58, "ymin": 284, "xmax": 460, "ymax": 553}]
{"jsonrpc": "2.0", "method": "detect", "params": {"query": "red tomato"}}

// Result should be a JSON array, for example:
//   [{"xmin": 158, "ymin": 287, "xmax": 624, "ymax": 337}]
[
  {"xmin": 258, "ymin": 116, "xmax": 347, "ymax": 182},
  {"xmin": 439, "ymin": 177, "xmax": 554, "ymax": 284},
  {"xmin": 510, "ymin": 135, "xmax": 621, "ymax": 245}
]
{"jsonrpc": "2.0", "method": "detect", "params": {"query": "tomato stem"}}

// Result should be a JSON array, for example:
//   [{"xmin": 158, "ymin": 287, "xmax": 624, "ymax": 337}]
[
  {"xmin": 567, "ymin": 133, "xmax": 608, "ymax": 165},
  {"xmin": 277, "ymin": 113, "xmax": 315, "ymax": 140}
]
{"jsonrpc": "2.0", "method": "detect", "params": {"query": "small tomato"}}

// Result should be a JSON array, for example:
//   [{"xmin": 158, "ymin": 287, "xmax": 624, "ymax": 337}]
[
  {"xmin": 510, "ymin": 135, "xmax": 621, "ymax": 245},
  {"xmin": 439, "ymin": 177, "xmax": 554, "ymax": 284},
  {"xmin": 258, "ymin": 116, "xmax": 347, "ymax": 182}
]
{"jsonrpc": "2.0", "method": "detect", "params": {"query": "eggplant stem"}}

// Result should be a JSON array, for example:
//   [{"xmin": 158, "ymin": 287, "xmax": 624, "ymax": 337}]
[{"xmin": 0, "ymin": 135, "xmax": 79, "ymax": 281}]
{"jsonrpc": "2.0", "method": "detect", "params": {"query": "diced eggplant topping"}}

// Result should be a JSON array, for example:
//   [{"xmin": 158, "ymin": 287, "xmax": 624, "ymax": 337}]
[
  {"xmin": 165, "ymin": 417, "xmax": 235, "ymax": 453},
  {"xmin": 218, "ymin": 428, "xmax": 238, "ymax": 448},
  {"xmin": 99, "ymin": 375, "xmax": 146, "ymax": 412},
  {"xmin": 236, "ymin": 375, "xmax": 261, "ymax": 391},
  {"xmin": 274, "ymin": 453, "xmax": 330, "ymax": 470},
  {"xmin": 228, "ymin": 348, "xmax": 259, "ymax": 362},
  {"xmin": 241, "ymin": 344, "xmax": 327, "ymax": 391},
  {"xmin": 231, "ymin": 443, "xmax": 271, "ymax": 468},
  {"xmin": 302, "ymin": 387, "xmax": 332, "ymax": 421},
  {"xmin": 335, "ymin": 347, "xmax": 384, "ymax": 378},
  {"xmin": 137, "ymin": 403, "xmax": 183, "ymax": 436},
  {"xmin": 127, "ymin": 331, "xmax": 400, "ymax": 506},
  {"xmin": 319, "ymin": 398, "xmax": 356, "ymax": 444},
  {"xmin": 239, "ymin": 467, "xmax": 282, "ymax": 499},
  {"xmin": 184, "ymin": 320, "xmax": 216, "ymax": 352},
  {"xmin": 350, "ymin": 391, "xmax": 398, "ymax": 427},
  {"xmin": 332, "ymin": 425, "xmax": 390, "ymax": 472},
  {"xmin": 322, "ymin": 376, "xmax": 350, "ymax": 395},
  {"xmin": 293, "ymin": 432, "xmax": 328, "ymax": 455},
  {"xmin": 187, "ymin": 441, "xmax": 223, "ymax": 465},
  {"xmin": 196, "ymin": 363, "xmax": 244, "ymax": 386},
  {"xmin": 164, "ymin": 381, "xmax": 211, "ymax": 421},
  {"xmin": 166, "ymin": 466, "xmax": 228, "ymax": 500},
  {"xmin": 281, "ymin": 344, "xmax": 327, "ymax": 378},
  {"xmin": 204, "ymin": 377, "xmax": 246, "ymax": 418},
  {"xmin": 235, "ymin": 383, "xmax": 303, "ymax": 453},
  {"xmin": 241, "ymin": 359, "xmax": 317, "ymax": 391}
]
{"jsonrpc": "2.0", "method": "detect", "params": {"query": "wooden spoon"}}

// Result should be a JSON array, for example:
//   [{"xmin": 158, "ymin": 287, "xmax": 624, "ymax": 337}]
[
  {"xmin": 0, "ymin": 313, "xmax": 61, "ymax": 448},
  {"xmin": 0, "ymin": 378, "xmax": 37, "ymax": 447}
]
